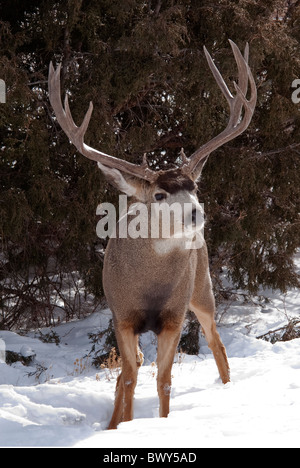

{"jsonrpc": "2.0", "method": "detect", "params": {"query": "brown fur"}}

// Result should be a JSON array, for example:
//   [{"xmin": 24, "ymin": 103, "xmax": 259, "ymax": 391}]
[
  {"xmin": 104, "ymin": 183, "xmax": 230, "ymax": 430},
  {"xmin": 156, "ymin": 169, "xmax": 197, "ymax": 194}
]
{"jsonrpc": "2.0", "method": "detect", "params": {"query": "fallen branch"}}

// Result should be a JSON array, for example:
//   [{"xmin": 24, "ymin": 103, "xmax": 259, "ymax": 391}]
[{"xmin": 257, "ymin": 318, "xmax": 300, "ymax": 343}]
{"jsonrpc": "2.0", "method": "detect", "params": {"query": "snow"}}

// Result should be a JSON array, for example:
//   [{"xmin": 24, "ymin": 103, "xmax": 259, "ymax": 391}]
[{"xmin": 0, "ymin": 255, "xmax": 299, "ymax": 448}]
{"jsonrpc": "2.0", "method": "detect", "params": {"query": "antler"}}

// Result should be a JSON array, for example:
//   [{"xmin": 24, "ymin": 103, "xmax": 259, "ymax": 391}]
[
  {"xmin": 49, "ymin": 40, "xmax": 256, "ymax": 182},
  {"xmin": 183, "ymin": 40, "xmax": 257, "ymax": 176},
  {"xmin": 48, "ymin": 62, "xmax": 157, "ymax": 182}
]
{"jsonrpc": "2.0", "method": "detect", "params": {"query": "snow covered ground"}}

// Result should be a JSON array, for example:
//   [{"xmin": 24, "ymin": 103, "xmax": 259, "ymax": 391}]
[{"xmin": 0, "ymin": 255, "xmax": 299, "ymax": 448}]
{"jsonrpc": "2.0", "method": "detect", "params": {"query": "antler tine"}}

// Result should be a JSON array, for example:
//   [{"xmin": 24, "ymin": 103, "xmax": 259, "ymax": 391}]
[
  {"xmin": 48, "ymin": 62, "xmax": 157, "ymax": 182},
  {"xmin": 180, "ymin": 147, "xmax": 189, "ymax": 164},
  {"xmin": 64, "ymin": 93, "xmax": 94, "ymax": 147},
  {"xmin": 228, "ymin": 40, "xmax": 249, "ymax": 127},
  {"xmin": 203, "ymin": 46, "xmax": 233, "ymax": 107},
  {"xmin": 184, "ymin": 40, "xmax": 257, "ymax": 177}
]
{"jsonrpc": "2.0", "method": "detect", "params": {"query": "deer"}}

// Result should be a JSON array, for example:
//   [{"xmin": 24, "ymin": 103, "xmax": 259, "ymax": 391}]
[{"xmin": 48, "ymin": 40, "xmax": 257, "ymax": 429}]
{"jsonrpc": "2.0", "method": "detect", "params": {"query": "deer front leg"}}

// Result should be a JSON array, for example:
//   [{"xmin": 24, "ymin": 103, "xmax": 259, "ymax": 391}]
[
  {"xmin": 108, "ymin": 372, "xmax": 124, "ymax": 430},
  {"xmin": 156, "ymin": 325, "xmax": 182, "ymax": 418},
  {"xmin": 190, "ymin": 246, "xmax": 230, "ymax": 384},
  {"xmin": 190, "ymin": 298, "xmax": 230, "ymax": 384},
  {"xmin": 108, "ymin": 327, "xmax": 139, "ymax": 429}
]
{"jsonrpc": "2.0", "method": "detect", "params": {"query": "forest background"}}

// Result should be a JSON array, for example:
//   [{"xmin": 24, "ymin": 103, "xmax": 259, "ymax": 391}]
[{"xmin": 0, "ymin": 0, "xmax": 299, "ymax": 352}]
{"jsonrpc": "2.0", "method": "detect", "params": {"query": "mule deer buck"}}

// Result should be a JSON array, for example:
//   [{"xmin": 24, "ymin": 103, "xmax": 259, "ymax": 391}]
[{"xmin": 48, "ymin": 40, "xmax": 256, "ymax": 429}]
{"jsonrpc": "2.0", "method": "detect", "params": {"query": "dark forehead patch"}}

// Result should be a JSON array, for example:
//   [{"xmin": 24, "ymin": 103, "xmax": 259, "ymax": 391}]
[{"xmin": 156, "ymin": 169, "xmax": 196, "ymax": 194}]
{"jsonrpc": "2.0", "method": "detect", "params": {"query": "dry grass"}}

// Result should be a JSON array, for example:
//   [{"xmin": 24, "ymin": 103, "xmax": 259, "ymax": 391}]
[{"xmin": 100, "ymin": 347, "xmax": 122, "ymax": 381}]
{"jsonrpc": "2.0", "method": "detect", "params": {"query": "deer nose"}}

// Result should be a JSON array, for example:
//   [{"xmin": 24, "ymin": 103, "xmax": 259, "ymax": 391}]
[
  {"xmin": 184, "ymin": 205, "xmax": 204, "ymax": 231},
  {"xmin": 191, "ymin": 208, "xmax": 197, "ymax": 225}
]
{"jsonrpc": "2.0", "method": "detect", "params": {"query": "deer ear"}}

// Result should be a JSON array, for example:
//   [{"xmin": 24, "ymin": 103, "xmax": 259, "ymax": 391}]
[{"xmin": 97, "ymin": 161, "xmax": 138, "ymax": 197}]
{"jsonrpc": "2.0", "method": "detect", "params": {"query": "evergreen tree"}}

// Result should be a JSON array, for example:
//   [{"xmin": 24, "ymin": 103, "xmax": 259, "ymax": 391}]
[{"xmin": 0, "ymin": 0, "xmax": 299, "ymax": 330}]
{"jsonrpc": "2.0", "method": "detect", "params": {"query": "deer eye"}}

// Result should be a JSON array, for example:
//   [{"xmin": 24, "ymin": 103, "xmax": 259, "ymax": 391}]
[{"xmin": 154, "ymin": 192, "xmax": 167, "ymax": 201}]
